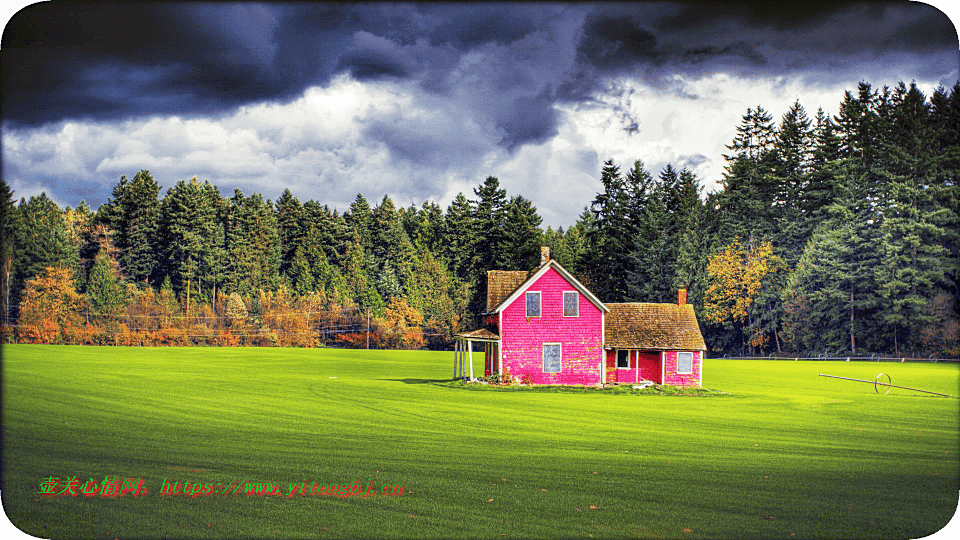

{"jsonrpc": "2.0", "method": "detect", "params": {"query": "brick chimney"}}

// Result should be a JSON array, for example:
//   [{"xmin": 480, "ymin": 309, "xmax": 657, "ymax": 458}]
[
  {"xmin": 540, "ymin": 246, "xmax": 550, "ymax": 265},
  {"xmin": 678, "ymin": 289, "xmax": 687, "ymax": 305}
]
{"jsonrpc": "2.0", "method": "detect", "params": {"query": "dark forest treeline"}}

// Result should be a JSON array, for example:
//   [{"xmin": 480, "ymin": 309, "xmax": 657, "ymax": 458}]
[{"xmin": 1, "ymin": 81, "xmax": 957, "ymax": 356}]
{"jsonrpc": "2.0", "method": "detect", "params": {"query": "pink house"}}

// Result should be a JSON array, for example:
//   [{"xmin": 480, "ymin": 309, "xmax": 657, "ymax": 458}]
[{"xmin": 454, "ymin": 248, "xmax": 706, "ymax": 387}]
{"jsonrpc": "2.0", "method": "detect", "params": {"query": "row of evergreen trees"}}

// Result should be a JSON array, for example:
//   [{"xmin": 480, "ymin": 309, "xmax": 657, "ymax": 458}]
[{"xmin": 1, "ymin": 80, "xmax": 957, "ymax": 355}]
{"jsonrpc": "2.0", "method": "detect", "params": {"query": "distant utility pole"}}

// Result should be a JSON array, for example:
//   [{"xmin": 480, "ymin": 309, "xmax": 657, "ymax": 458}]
[{"xmin": 366, "ymin": 309, "xmax": 370, "ymax": 350}]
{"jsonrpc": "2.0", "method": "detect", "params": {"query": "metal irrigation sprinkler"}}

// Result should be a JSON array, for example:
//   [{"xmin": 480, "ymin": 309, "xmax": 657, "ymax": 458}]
[{"xmin": 819, "ymin": 373, "xmax": 954, "ymax": 398}]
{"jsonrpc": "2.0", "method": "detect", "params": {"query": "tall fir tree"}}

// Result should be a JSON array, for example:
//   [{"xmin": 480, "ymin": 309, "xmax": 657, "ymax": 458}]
[
  {"xmin": 496, "ymin": 195, "xmax": 543, "ymax": 271},
  {"xmin": 472, "ymin": 176, "xmax": 508, "ymax": 271},
  {"xmin": 369, "ymin": 195, "xmax": 416, "ymax": 301},
  {"xmin": 440, "ymin": 193, "xmax": 476, "ymax": 283},
  {"xmin": 346, "ymin": 194, "xmax": 373, "ymax": 253},
  {"xmin": 96, "ymin": 171, "xmax": 161, "ymax": 285},
  {"xmin": 156, "ymin": 177, "xmax": 226, "ymax": 311},
  {"xmin": 275, "ymin": 188, "xmax": 304, "ymax": 279},
  {"xmin": 0, "ymin": 180, "xmax": 17, "ymax": 332},
  {"xmin": 86, "ymin": 249, "xmax": 127, "ymax": 328},
  {"xmin": 222, "ymin": 189, "xmax": 280, "ymax": 296}
]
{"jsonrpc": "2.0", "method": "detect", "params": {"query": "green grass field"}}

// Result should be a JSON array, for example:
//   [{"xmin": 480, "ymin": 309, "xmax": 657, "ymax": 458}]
[{"xmin": 2, "ymin": 345, "xmax": 958, "ymax": 539}]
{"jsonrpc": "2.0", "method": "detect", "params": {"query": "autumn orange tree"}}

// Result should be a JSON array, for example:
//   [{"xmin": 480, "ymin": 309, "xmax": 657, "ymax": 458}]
[
  {"xmin": 378, "ymin": 297, "xmax": 426, "ymax": 350},
  {"xmin": 703, "ymin": 239, "xmax": 783, "ymax": 354},
  {"xmin": 17, "ymin": 266, "xmax": 84, "ymax": 344}
]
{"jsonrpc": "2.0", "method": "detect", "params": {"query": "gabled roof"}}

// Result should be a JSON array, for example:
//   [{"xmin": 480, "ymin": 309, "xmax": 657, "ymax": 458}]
[
  {"xmin": 487, "ymin": 260, "xmax": 608, "ymax": 314},
  {"xmin": 456, "ymin": 328, "xmax": 501, "ymax": 341},
  {"xmin": 486, "ymin": 270, "xmax": 530, "ymax": 313},
  {"xmin": 604, "ymin": 303, "xmax": 706, "ymax": 351}
]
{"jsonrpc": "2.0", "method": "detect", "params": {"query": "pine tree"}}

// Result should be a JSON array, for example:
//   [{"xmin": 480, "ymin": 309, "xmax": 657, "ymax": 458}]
[
  {"xmin": 716, "ymin": 105, "xmax": 779, "ymax": 243},
  {"xmin": 583, "ymin": 159, "xmax": 650, "ymax": 301},
  {"xmin": 402, "ymin": 201, "xmax": 445, "ymax": 252},
  {"xmin": 342, "ymin": 231, "xmax": 385, "ymax": 315},
  {"xmin": 405, "ymin": 246, "xmax": 467, "ymax": 348},
  {"xmin": 473, "ymin": 176, "xmax": 508, "ymax": 270},
  {"xmin": 871, "ymin": 82, "xmax": 957, "ymax": 354},
  {"xmin": 303, "ymin": 201, "xmax": 349, "ymax": 266},
  {"xmin": 86, "ymin": 249, "xmax": 127, "ymax": 328},
  {"xmin": 584, "ymin": 159, "xmax": 656, "ymax": 301},
  {"xmin": 1, "ymin": 180, "xmax": 17, "ymax": 333},
  {"xmin": 156, "ymin": 177, "xmax": 226, "ymax": 311},
  {"xmin": 95, "ymin": 171, "xmax": 161, "ymax": 286},
  {"xmin": 782, "ymin": 212, "xmax": 885, "ymax": 355},
  {"xmin": 672, "ymin": 168, "xmax": 707, "ymax": 300},
  {"xmin": 803, "ymin": 108, "xmax": 844, "ymax": 226},
  {"xmin": 346, "ymin": 194, "xmax": 373, "ymax": 253},
  {"xmin": 496, "ymin": 195, "xmax": 543, "ymax": 271},
  {"xmin": 222, "ymin": 189, "xmax": 280, "ymax": 295},
  {"xmin": 440, "ymin": 193, "xmax": 476, "ymax": 282},
  {"xmin": 771, "ymin": 101, "xmax": 816, "ymax": 261},
  {"xmin": 370, "ymin": 194, "xmax": 417, "ymax": 300},
  {"xmin": 275, "ymin": 188, "xmax": 304, "ymax": 279},
  {"xmin": 628, "ymin": 177, "xmax": 669, "ymax": 301}
]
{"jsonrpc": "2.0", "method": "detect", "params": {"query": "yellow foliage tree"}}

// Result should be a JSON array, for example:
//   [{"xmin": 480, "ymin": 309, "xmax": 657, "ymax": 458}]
[
  {"xmin": 379, "ymin": 297, "xmax": 426, "ymax": 350},
  {"xmin": 260, "ymin": 287, "xmax": 314, "ymax": 347},
  {"xmin": 17, "ymin": 266, "xmax": 83, "ymax": 344},
  {"xmin": 704, "ymin": 239, "xmax": 779, "ymax": 351}
]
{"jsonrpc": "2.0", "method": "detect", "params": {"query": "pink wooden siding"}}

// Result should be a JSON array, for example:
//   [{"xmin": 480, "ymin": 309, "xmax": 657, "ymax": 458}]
[
  {"xmin": 500, "ymin": 267, "xmax": 604, "ymax": 385},
  {"xmin": 662, "ymin": 350, "xmax": 702, "ymax": 387}
]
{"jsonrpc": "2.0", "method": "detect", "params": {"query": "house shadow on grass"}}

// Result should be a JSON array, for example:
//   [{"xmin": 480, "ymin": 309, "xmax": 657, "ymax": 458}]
[{"xmin": 376, "ymin": 378, "xmax": 452, "ymax": 384}]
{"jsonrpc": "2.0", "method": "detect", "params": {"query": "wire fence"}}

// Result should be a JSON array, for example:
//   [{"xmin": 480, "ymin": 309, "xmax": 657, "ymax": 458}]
[{"xmin": 0, "ymin": 302, "xmax": 456, "ymax": 349}]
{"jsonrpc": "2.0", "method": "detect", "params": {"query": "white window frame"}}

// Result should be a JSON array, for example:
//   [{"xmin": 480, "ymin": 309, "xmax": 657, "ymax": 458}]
[
  {"xmin": 525, "ymin": 291, "xmax": 541, "ymax": 317},
  {"xmin": 616, "ymin": 349, "xmax": 631, "ymax": 370},
  {"xmin": 562, "ymin": 291, "xmax": 579, "ymax": 317},
  {"xmin": 677, "ymin": 352, "xmax": 694, "ymax": 374},
  {"xmin": 543, "ymin": 343, "xmax": 562, "ymax": 373}
]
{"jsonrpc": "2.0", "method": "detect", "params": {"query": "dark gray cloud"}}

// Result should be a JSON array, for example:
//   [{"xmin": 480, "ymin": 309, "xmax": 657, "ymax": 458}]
[
  {"xmin": 573, "ymin": 2, "xmax": 957, "ymax": 87},
  {"xmin": 1, "ymin": 1, "xmax": 957, "ymax": 218},
  {"xmin": 5, "ymin": 2, "xmax": 955, "ymax": 128}
]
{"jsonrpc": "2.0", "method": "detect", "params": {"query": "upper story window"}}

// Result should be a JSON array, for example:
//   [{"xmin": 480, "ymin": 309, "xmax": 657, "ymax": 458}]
[
  {"xmin": 525, "ymin": 291, "xmax": 541, "ymax": 317},
  {"xmin": 677, "ymin": 352, "xmax": 694, "ymax": 374},
  {"xmin": 563, "ymin": 291, "xmax": 579, "ymax": 317}
]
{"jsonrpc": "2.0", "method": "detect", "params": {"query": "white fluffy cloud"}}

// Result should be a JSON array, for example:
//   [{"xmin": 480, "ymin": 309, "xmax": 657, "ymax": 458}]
[
  {"xmin": 1, "ymin": 71, "xmax": 949, "ymax": 226},
  {"xmin": 3, "ymin": 75, "xmax": 503, "ymax": 213}
]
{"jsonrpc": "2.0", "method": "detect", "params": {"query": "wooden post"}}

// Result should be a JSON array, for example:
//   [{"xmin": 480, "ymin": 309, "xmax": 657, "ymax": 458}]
[
  {"xmin": 468, "ymin": 340, "xmax": 474, "ymax": 381},
  {"xmin": 366, "ymin": 309, "xmax": 370, "ymax": 350},
  {"xmin": 454, "ymin": 340, "xmax": 459, "ymax": 379}
]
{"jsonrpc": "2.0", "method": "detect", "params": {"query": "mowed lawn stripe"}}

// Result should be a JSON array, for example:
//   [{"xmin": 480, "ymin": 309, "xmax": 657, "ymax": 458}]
[{"xmin": 2, "ymin": 345, "xmax": 957, "ymax": 539}]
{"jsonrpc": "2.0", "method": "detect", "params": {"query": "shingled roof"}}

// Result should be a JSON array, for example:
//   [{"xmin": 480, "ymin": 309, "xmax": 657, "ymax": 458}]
[
  {"xmin": 456, "ymin": 328, "xmax": 501, "ymax": 341},
  {"xmin": 605, "ymin": 303, "xmax": 706, "ymax": 351},
  {"xmin": 486, "ymin": 270, "xmax": 530, "ymax": 312}
]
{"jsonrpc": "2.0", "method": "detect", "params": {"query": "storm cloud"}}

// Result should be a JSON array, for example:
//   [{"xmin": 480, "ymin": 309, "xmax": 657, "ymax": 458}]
[{"xmin": 1, "ymin": 1, "xmax": 957, "ymax": 226}]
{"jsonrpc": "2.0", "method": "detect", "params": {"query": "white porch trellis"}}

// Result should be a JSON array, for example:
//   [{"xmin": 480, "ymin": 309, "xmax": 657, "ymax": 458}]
[{"xmin": 453, "ymin": 329, "xmax": 500, "ymax": 381}]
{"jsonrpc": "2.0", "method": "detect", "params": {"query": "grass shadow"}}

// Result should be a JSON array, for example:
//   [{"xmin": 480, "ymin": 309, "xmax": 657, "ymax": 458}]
[{"xmin": 375, "ymin": 378, "xmax": 453, "ymax": 384}]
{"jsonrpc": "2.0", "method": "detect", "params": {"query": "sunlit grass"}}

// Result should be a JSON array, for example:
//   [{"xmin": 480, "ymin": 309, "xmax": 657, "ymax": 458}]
[{"xmin": 2, "ymin": 345, "xmax": 957, "ymax": 539}]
